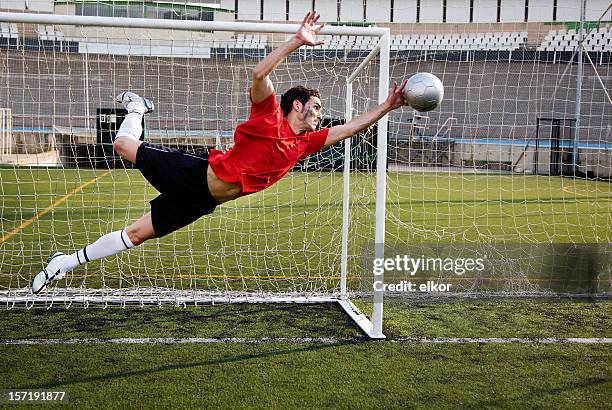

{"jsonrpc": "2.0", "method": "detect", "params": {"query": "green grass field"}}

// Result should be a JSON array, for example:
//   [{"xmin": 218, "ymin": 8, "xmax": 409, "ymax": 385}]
[
  {"xmin": 0, "ymin": 300, "xmax": 610, "ymax": 408},
  {"xmin": 1, "ymin": 168, "xmax": 610, "ymax": 292},
  {"xmin": 1, "ymin": 168, "xmax": 611, "ymax": 407}
]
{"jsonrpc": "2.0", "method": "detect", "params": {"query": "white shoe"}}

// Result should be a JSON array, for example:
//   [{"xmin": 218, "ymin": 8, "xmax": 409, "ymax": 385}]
[
  {"xmin": 31, "ymin": 252, "xmax": 67, "ymax": 294},
  {"xmin": 114, "ymin": 91, "xmax": 154, "ymax": 114}
]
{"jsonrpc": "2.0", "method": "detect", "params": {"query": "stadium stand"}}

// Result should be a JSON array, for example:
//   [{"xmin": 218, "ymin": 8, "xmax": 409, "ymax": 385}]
[
  {"xmin": 0, "ymin": 22, "xmax": 18, "ymax": 40},
  {"xmin": 232, "ymin": 33, "xmax": 267, "ymax": 49},
  {"xmin": 2, "ymin": 47, "xmax": 609, "ymax": 146},
  {"xmin": 317, "ymin": 32, "xmax": 528, "ymax": 51},
  {"xmin": 36, "ymin": 24, "xmax": 64, "ymax": 42},
  {"xmin": 538, "ymin": 26, "xmax": 612, "ymax": 52},
  {"xmin": 4, "ymin": 21, "xmax": 611, "ymax": 60},
  {"xmin": 389, "ymin": 31, "xmax": 528, "ymax": 51}
]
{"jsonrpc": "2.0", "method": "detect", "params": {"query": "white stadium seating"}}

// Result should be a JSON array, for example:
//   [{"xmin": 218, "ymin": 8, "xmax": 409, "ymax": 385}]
[
  {"xmin": 538, "ymin": 26, "xmax": 612, "ymax": 52},
  {"xmin": 230, "ymin": 33, "xmax": 268, "ymax": 49},
  {"xmin": 388, "ymin": 31, "xmax": 527, "ymax": 52},
  {"xmin": 320, "ymin": 31, "xmax": 528, "ymax": 52},
  {"xmin": 0, "ymin": 22, "xmax": 18, "ymax": 39},
  {"xmin": 36, "ymin": 25, "xmax": 64, "ymax": 42},
  {"xmin": 6, "ymin": 17, "xmax": 611, "ymax": 60}
]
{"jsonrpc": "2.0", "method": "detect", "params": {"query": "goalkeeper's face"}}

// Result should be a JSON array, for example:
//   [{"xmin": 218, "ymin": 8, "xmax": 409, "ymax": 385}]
[{"xmin": 300, "ymin": 97, "xmax": 323, "ymax": 131}]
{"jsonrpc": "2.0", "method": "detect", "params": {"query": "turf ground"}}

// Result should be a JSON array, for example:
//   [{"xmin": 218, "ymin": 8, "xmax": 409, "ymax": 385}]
[
  {"xmin": 0, "ymin": 300, "xmax": 610, "ymax": 408},
  {"xmin": 0, "ymin": 168, "xmax": 610, "ymax": 407},
  {"xmin": 2, "ymin": 168, "xmax": 611, "ymax": 245},
  {"xmin": 1, "ymin": 168, "xmax": 610, "ymax": 292}
]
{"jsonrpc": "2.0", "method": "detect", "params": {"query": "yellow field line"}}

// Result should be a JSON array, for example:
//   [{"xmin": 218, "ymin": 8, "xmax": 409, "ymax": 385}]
[
  {"xmin": 561, "ymin": 186, "xmax": 612, "ymax": 199},
  {"xmin": 0, "ymin": 171, "xmax": 110, "ymax": 245},
  {"xmin": 561, "ymin": 185, "xmax": 602, "ymax": 197}
]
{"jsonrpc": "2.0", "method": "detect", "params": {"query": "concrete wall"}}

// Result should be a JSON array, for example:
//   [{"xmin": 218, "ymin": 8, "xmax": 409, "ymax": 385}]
[
  {"xmin": 1, "ymin": 49, "xmax": 610, "ymax": 145},
  {"xmin": 236, "ymin": 0, "xmax": 260, "ymax": 20},
  {"xmin": 585, "ymin": 0, "xmax": 612, "ymax": 20},
  {"xmin": 221, "ymin": 0, "xmax": 607, "ymax": 23},
  {"xmin": 366, "ymin": 0, "xmax": 391, "ymax": 23},
  {"xmin": 472, "ymin": 0, "xmax": 498, "ymax": 23},
  {"xmin": 314, "ymin": 0, "xmax": 338, "ymax": 22},
  {"xmin": 288, "ymin": 1, "xmax": 312, "ymax": 21},
  {"xmin": 1, "ymin": 0, "xmax": 53, "ymax": 12},
  {"xmin": 263, "ymin": 0, "xmax": 285, "ymax": 21},
  {"xmin": 580, "ymin": 148, "xmax": 612, "ymax": 178},
  {"xmin": 393, "ymin": 0, "xmax": 418, "ymax": 23},
  {"xmin": 340, "ymin": 0, "xmax": 363, "ymax": 21},
  {"xmin": 529, "ymin": 0, "xmax": 554, "ymax": 22},
  {"xmin": 446, "ymin": 0, "xmax": 471, "ymax": 23},
  {"xmin": 421, "ymin": 0, "xmax": 443, "ymax": 23},
  {"xmin": 448, "ymin": 141, "xmax": 612, "ymax": 178},
  {"xmin": 3, "ymin": 0, "xmax": 606, "ymax": 23},
  {"xmin": 556, "ymin": 0, "xmax": 580, "ymax": 21}
]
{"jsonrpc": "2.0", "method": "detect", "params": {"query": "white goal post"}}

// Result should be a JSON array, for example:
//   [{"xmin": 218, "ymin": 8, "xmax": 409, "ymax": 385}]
[{"xmin": 0, "ymin": 12, "xmax": 389, "ymax": 339}]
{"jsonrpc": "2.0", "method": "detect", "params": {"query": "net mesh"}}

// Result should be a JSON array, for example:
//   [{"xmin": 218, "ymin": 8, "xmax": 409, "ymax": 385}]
[
  {"xmin": 384, "ymin": 19, "xmax": 611, "ymax": 296},
  {"xmin": 0, "ymin": 24, "xmax": 380, "ymax": 305},
  {"xmin": 0, "ymin": 15, "xmax": 611, "ymax": 308}
]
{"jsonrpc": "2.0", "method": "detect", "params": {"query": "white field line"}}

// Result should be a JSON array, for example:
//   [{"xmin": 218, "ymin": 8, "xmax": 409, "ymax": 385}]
[
  {"xmin": 392, "ymin": 337, "xmax": 612, "ymax": 344},
  {"xmin": 0, "ymin": 337, "xmax": 610, "ymax": 345},
  {"xmin": 0, "ymin": 337, "xmax": 347, "ymax": 344}
]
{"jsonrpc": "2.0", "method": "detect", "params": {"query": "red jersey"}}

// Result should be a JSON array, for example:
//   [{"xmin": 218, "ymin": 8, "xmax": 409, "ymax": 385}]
[{"xmin": 208, "ymin": 91, "xmax": 329, "ymax": 196}]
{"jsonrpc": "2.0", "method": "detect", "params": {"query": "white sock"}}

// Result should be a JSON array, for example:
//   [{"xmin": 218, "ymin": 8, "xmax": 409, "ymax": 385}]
[
  {"xmin": 116, "ymin": 110, "xmax": 143, "ymax": 140},
  {"xmin": 62, "ymin": 229, "xmax": 135, "ymax": 272}
]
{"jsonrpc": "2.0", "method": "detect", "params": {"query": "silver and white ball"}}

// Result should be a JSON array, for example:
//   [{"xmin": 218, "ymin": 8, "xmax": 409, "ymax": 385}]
[{"xmin": 403, "ymin": 72, "xmax": 444, "ymax": 112}]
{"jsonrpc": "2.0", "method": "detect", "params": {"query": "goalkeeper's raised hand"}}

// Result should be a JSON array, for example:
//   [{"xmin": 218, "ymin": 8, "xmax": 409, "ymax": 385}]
[{"xmin": 295, "ymin": 11, "xmax": 325, "ymax": 47}]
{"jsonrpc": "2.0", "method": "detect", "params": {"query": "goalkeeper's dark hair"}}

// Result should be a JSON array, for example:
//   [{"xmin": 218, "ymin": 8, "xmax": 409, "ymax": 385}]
[{"xmin": 280, "ymin": 86, "xmax": 321, "ymax": 117}]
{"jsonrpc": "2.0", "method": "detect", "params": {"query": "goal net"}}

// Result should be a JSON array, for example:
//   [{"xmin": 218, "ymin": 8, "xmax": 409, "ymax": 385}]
[
  {"xmin": 384, "ymin": 15, "xmax": 611, "ymax": 297},
  {"xmin": 0, "ymin": 11, "xmax": 610, "ymax": 338},
  {"xmin": 0, "ymin": 14, "xmax": 387, "ymax": 337}
]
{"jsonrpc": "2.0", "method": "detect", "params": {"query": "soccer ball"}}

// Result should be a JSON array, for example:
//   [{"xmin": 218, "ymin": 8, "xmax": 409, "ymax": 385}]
[{"xmin": 403, "ymin": 72, "xmax": 444, "ymax": 112}]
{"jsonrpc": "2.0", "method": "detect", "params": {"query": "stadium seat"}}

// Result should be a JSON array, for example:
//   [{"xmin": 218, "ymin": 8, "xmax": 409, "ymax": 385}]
[
  {"xmin": 36, "ymin": 25, "xmax": 48, "ymax": 41},
  {"xmin": 390, "ymin": 35, "xmax": 400, "ymax": 51},
  {"xmin": 538, "ymin": 25, "xmax": 612, "ymax": 52},
  {"xmin": 35, "ymin": 25, "xmax": 65, "ymax": 42},
  {"xmin": 399, "ymin": 37, "xmax": 410, "ymax": 50},
  {"xmin": 1, "ymin": 22, "xmax": 19, "ymax": 39}
]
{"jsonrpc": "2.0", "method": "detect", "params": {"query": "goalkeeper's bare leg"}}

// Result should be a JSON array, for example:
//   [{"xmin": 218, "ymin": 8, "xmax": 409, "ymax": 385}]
[{"xmin": 31, "ymin": 92, "xmax": 156, "ymax": 294}]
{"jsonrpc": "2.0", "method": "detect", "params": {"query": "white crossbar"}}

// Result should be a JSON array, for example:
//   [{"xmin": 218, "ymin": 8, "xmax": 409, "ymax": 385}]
[{"xmin": 0, "ymin": 13, "xmax": 387, "ymax": 36}]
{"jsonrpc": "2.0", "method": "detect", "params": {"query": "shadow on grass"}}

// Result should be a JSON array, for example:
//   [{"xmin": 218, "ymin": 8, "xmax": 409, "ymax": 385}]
[
  {"xmin": 1, "ymin": 303, "xmax": 362, "ymax": 339},
  {"xmin": 22, "ymin": 341, "xmax": 355, "ymax": 390},
  {"xmin": 472, "ymin": 376, "xmax": 611, "ymax": 407}
]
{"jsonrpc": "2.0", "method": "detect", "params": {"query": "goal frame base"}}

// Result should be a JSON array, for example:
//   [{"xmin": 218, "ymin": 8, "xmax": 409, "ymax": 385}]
[{"xmin": 0, "ymin": 289, "xmax": 385, "ymax": 339}]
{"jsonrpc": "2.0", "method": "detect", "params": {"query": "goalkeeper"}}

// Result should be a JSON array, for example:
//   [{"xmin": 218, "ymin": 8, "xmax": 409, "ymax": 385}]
[{"xmin": 32, "ymin": 11, "xmax": 407, "ymax": 294}]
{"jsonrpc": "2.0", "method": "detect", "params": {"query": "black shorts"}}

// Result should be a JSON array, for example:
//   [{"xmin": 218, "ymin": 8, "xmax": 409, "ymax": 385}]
[{"xmin": 136, "ymin": 142, "xmax": 218, "ymax": 237}]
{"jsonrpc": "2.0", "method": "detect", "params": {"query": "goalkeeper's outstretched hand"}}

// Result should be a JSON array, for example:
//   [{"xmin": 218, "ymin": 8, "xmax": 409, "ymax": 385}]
[
  {"xmin": 384, "ymin": 79, "xmax": 409, "ymax": 110},
  {"xmin": 296, "ymin": 11, "xmax": 325, "ymax": 47}
]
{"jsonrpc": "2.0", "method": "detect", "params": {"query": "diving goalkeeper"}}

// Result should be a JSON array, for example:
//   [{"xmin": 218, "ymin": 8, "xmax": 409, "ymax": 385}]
[{"xmin": 32, "ymin": 11, "xmax": 408, "ymax": 293}]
